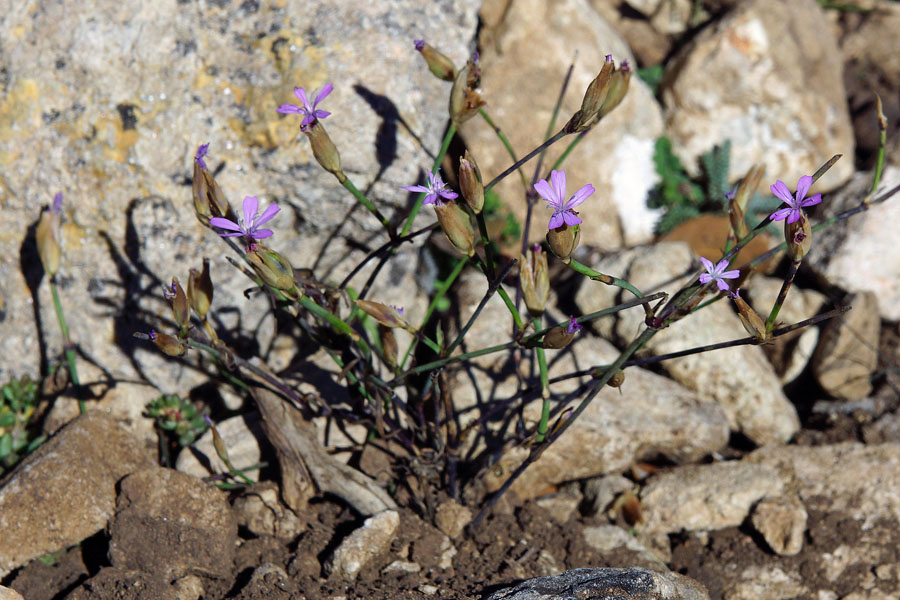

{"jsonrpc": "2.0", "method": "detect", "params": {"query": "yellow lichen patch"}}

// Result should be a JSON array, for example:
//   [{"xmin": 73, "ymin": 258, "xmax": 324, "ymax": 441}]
[
  {"xmin": 90, "ymin": 114, "xmax": 139, "ymax": 163},
  {"xmin": 61, "ymin": 222, "xmax": 86, "ymax": 252},
  {"xmin": 0, "ymin": 79, "xmax": 42, "ymax": 145}
]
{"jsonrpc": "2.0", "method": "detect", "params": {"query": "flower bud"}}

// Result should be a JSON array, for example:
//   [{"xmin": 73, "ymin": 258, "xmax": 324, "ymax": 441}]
[
  {"xmin": 414, "ymin": 39, "xmax": 456, "ymax": 82},
  {"xmin": 449, "ymin": 54, "xmax": 486, "ymax": 125},
  {"xmin": 380, "ymin": 325, "xmax": 399, "ymax": 369},
  {"xmin": 566, "ymin": 56, "xmax": 615, "ymax": 133},
  {"xmin": 546, "ymin": 223, "xmax": 580, "ymax": 263},
  {"xmin": 247, "ymin": 247, "xmax": 296, "ymax": 291},
  {"xmin": 785, "ymin": 213, "xmax": 812, "ymax": 261},
  {"xmin": 145, "ymin": 330, "xmax": 186, "ymax": 357},
  {"xmin": 542, "ymin": 317, "xmax": 582, "ymax": 349},
  {"xmin": 606, "ymin": 369, "xmax": 626, "ymax": 388},
  {"xmin": 188, "ymin": 258, "xmax": 214, "ymax": 320},
  {"xmin": 304, "ymin": 121, "xmax": 344, "ymax": 182},
  {"xmin": 205, "ymin": 415, "xmax": 232, "ymax": 466},
  {"xmin": 165, "ymin": 278, "xmax": 191, "ymax": 331},
  {"xmin": 434, "ymin": 201, "xmax": 476, "ymax": 257},
  {"xmin": 729, "ymin": 289, "xmax": 769, "ymax": 342},
  {"xmin": 729, "ymin": 164, "xmax": 764, "ymax": 240},
  {"xmin": 192, "ymin": 145, "xmax": 233, "ymax": 224},
  {"xmin": 36, "ymin": 192, "xmax": 63, "ymax": 277},
  {"xmin": 357, "ymin": 300, "xmax": 410, "ymax": 330},
  {"xmin": 459, "ymin": 151, "xmax": 484, "ymax": 213},
  {"xmin": 520, "ymin": 245, "xmax": 550, "ymax": 317},
  {"xmin": 596, "ymin": 60, "xmax": 631, "ymax": 120}
]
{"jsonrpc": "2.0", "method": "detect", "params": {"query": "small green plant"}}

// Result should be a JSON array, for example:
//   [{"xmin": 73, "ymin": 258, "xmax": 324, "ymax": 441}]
[
  {"xmin": 0, "ymin": 375, "xmax": 46, "ymax": 474},
  {"xmin": 144, "ymin": 394, "xmax": 209, "ymax": 446}
]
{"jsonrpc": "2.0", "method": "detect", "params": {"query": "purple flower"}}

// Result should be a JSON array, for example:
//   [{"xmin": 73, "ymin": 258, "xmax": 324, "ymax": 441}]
[
  {"xmin": 534, "ymin": 169, "xmax": 595, "ymax": 230},
  {"xmin": 414, "ymin": 39, "xmax": 425, "ymax": 51},
  {"xmin": 277, "ymin": 83, "xmax": 333, "ymax": 128},
  {"xmin": 699, "ymin": 257, "xmax": 740, "ymax": 291},
  {"xmin": 52, "ymin": 192, "xmax": 63, "ymax": 215},
  {"xmin": 209, "ymin": 196, "xmax": 280, "ymax": 240},
  {"xmin": 391, "ymin": 305, "xmax": 405, "ymax": 316},
  {"xmin": 195, "ymin": 143, "xmax": 210, "ymax": 170},
  {"xmin": 566, "ymin": 316, "xmax": 583, "ymax": 335},
  {"xmin": 769, "ymin": 175, "xmax": 822, "ymax": 224},
  {"xmin": 401, "ymin": 169, "xmax": 458, "ymax": 206}
]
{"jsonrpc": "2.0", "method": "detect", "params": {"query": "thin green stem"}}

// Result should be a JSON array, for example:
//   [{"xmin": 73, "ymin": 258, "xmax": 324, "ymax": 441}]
[
  {"xmin": 445, "ymin": 259, "xmax": 519, "ymax": 357},
  {"xmin": 478, "ymin": 109, "xmax": 529, "ymax": 191},
  {"xmin": 399, "ymin": 256, "xmax": 468, "ymax": 369},
  {"xmin": 764, "ymin": 260, "xmax": 800, "ymax": 333},
  {"xmin": 473, "ymin": 209, "xmax": 497, "ymax": 279},
  {"xmin": 485, "ymin": 130, "xmax": 568, "ymax": 192},
  {"xmin": 341, "ymin": 177, "xmax": 393, "ymax": 236},
  {"xmin": 533, "ymin": 315, "xmax": 551, "ymax": 443},
  {"xmin": 49, "ymin": 280, "xmax": 83, "ymax": 413},
  {"xmin": 870, "ymin": 95, "xmax": 887, "ymax": 196},
  {"xmin": 401, "ymin": 124, "xmax": 457, "ymax": 236},
  {"xmin": 297, "ymin": 293, "xmax": 371, "ymax": 357}
]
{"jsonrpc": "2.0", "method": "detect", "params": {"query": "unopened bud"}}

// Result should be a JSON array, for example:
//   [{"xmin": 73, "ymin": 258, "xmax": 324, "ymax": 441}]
[
  {"xmin": 566, "ymin": 56, "xmax": 615, "ymax": 133},
  {"xmin": 414, "ymin": 39, "xmax": 456, "ymax": 82},
  {"xmin": 164, "ymin": 278, "xmax": 191, "ymax": 331},
  {"xmin": 36, "ymin": 192, "xmax": 63, "ymax": 277},
  {"xmin": 785, "ymin": 213, "xmax": 812, "ymax": 261},
  {"xmin": 247, "ymin": 246, "xmax": 296, "ymax": 291},
  {"xmin": 192, "ymin": 144, "xmax": 233, "ymax": 224},
  {"xmin": 729, "ymin": 289, "xmax": 769, "ymax": 342},
  {"xmin": 434, "ymin": 201, "xmax": 476, "ymax": 257},
  {"xmin": 140, "ymin": 330, "xmax": 186, "ymax": 357},
  {"xmin": 304, "ymin": 121, "xmax": 344, "ymax": 182},
  {"xmin": 449, "ymin": 54, "xmax": 486, "ymax": 125},
  {"xmin": 520, "ymin": 245, "xmax": 550, "ymax": 316},
  {"xmin": 605, "ymin": 369, "xmax": 626, "ymax": 388},
  {"xmin": 546, "ymin": 224, "xmax": 580, "ymax": 262},
  {"xmin": 357, "ymin": 300, "xmax": 410, "ymax": 330},
  {"xmin": 596, "ymin": 60, "xmax": 631, "ymax": 119},
  {"xmin": 542, "ymin": 317, "xmax": 582, "ymax": 349},
  {"xmin": 205, "ymin": 415, "xmax": 232, "ymax": 466},
  {"xmin": 729, "ymin": 165, "xmax": 765, "ymax": 239},
  {"xmin": 188, "ymin": 258, "xmax": 213, "ymax": 320},
  {"xmin": 380, "ymin": 325, "xmax": 399, "ymax": 369},
  {"xmin": 459, "ymin": 151, "xmax": 484, "ymax": 213}
]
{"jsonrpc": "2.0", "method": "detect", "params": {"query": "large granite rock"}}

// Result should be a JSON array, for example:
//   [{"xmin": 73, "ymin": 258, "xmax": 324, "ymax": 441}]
[
  {"xmin": 466, "ymin": 0, "xmax": 665, "ymax": 249},
  {"xmin": 660, "ymin": 0, "xmax": 854, "ymax": 192},
  {"xmin": 0, "ymin": 0, "xmax": 479, "ymax": 389}
]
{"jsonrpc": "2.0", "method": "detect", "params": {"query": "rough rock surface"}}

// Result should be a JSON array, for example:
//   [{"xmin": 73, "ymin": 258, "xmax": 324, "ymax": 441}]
[
  {"xmin": 811, "ymin": 291, "xmax": 879, "ymax": 400},
  {"xmin": 750, "ymin": 495, "xmax": 807, "ymax": 556},
  {"xmin": 327, "ymin": 510, "xmax": 400, "ymax": 581},
  {"xmin": 108, "ymin": 467, "xmax": 237, "ymax": 584},
  {"xmin": 0, "ymin": 411, "xmax": 153, "ymax": 578},
  {"xmin": 575, "ymin": 242, "xmax": 800, "ymax": 445},
  {"xmin": 640, "ymin": 461, "xmax": 785, "ymax": 534},
  {"xmin": 660, "ymin": 0, "xmax": 854, "ymax": 192},
  {"xmin": 0, "ymin": 0, "xmax": 479, "ymax": 391},
  {"xmin": 807, "ymin": 166, "xmax": 900, "ymax": 320},
  {"xmin": 483, "ymin": 567, "xmax": 709, "ymax": 600},
  {"xmin": 466, "ymin": 0, "xmax": 665, "ymax": 249}
]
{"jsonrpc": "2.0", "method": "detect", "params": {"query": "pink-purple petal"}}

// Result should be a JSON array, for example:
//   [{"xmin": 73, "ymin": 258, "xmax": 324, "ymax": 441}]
[
  {"xmin": 313, "ymin": 109, "xmax": 331, "ymax": 120},
  {"xmin": 534, "ymin": 179, "xmax": 557, "ymax": 206},
  {"xmin": 256, "ymin": 204, "xmax": 280, "ymax": 226},
  {"xmin": 402, "ymin": 185, "xmax": 430, "ymax": 194},
  {"xmin": 242, "ymin": 196, "xmax": 259, "ymax": 225},
  {"xmin": 253, "ymin": 229, "xmax": 274, "ymax": 239},
  {"xmin": 800, "ymin": 193, "xmax": 822, "ymax": 208},
  {"xmin": 795, "ymin": 175, "xmax": 813, "ymax": 201},
  {"xmin": 440, "ymin": 189, "xmax": 458, "ymax": 200},
  {"xmin": 699, "ymin": 273, "xmax": 713, "ymax": 284},
  {"xmin": 566, "ymin": 183, "xmax": 595, "ymax": 209},
  {"xmin": 314, "ymin": 83, "xmax": 333, "ymax": 106},
  {"xmin": 785, "ymin": 210, "xmax": 802, "ymax": 224},
  {"xmin": 294, "ymin": 87, "xmax": 310, "ymax": 107},
  {"xmin": 209, "ymin": 217, "xmax": 243, "ymax": 232},
  {"xmin": 699, "ymin": 257, "xmax": 714, "ymax": 271},
  {"xmin": 770, "ymin": 180, "xmax": 793, "ymax": 205},
  {"xmin": 716, "ymin": 279, "xmax": 731, "ymax": 291},
  {"xmin": 561, "ymin": 210, "xmax": 582, "ymax": 227},
  {"xmin": 769, "ymin": 207, "xmax": 793, "ymax": 221},
  {"xmin": 548, "ymin": 212, "xmax": 564, "ymax": 229},
  {"xmin": 277, "ymin": 104, "xmax": 303, "ymax": 114},
  {"xmin": 720, "ymin": 269, "xmax": 740, "ymax": 279},
  {"xmin": 550, "ymin": 170, "xmax": 567, "ymax": 203}
]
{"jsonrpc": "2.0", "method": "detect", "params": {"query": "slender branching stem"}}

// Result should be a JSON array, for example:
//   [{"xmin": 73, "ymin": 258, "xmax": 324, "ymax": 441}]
[
  {"xmin": 764, "ymin": 259, "xmax": 801, "ymax": 333},
  {"xmin": 49, "ymin": 280, "xmax": 84, "ymax": 413},
  {"xmin": 340, "ymin": 177, "xmax": 394, "ymax": 237},
  {"xmin": 485, "ymin": 129, "xmax": 568, "ymax": 192},
  {"xmin": 533, "ymin": 315, "xmax": 551, "ymax": 443}
]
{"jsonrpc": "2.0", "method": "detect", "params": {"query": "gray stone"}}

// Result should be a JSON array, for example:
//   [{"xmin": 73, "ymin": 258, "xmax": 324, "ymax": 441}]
[
  {"xmin": 0, "ymin": 0, "xmax": 479, "ymax": 390},
  {"xmin": 0, "ymin": 412, "xmax": 153, "ymax": 578},
  {"xmin": 811, "ymin": 291, "xmax": 879, "ymax": 400},
  {"xmin": 582, "ymin": 474, "xmax": 634, "ymax": 517},
  {"xmin": 807, "ymin": 166, "xmax": 900, "ymax": 320},
  {"xmin": 575, "ymin": 242, "xmax": 800, "ymax": 445},
  {"xmin": 232, "ymin": 481, "xmax": 304, "ymax": 540},
  {"xmin": 0, "ymin": 586, "xmax": 24, "ymax": 600},
  {"xmin": 582, "ymin": 525, "xmax": 667, "ymax": 570},
  {"xmin": 482, "ymin": 567, "xmax": 709, "ymax": 600},
  {"xmin": 434, "ymin": 500, "xmax": 472, "ymax": 539},
  {"xmin": 462, "ymin": 0, "xmax": 665, "ymax": 250},
  {"xmin": 108, "ymin": 467, "xmax": 237, "ymax": 580},
  {"xmin": 326, "ymin": 509, "xmax": 400, "ymax": 581},
  {"xmin": 750, "ymin": 495, "xmax": 807, "ymax": 556},
  {"xmin": 660, "ymin": 0, "xmax": 853, "ymax": 192},
  {"xmin": 176, "ymin": 412, "xmax": 264, "ymax": 483},
  {"xmin": 640, "ymin": 461, "xmax": 785, "ymax": 534}
]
